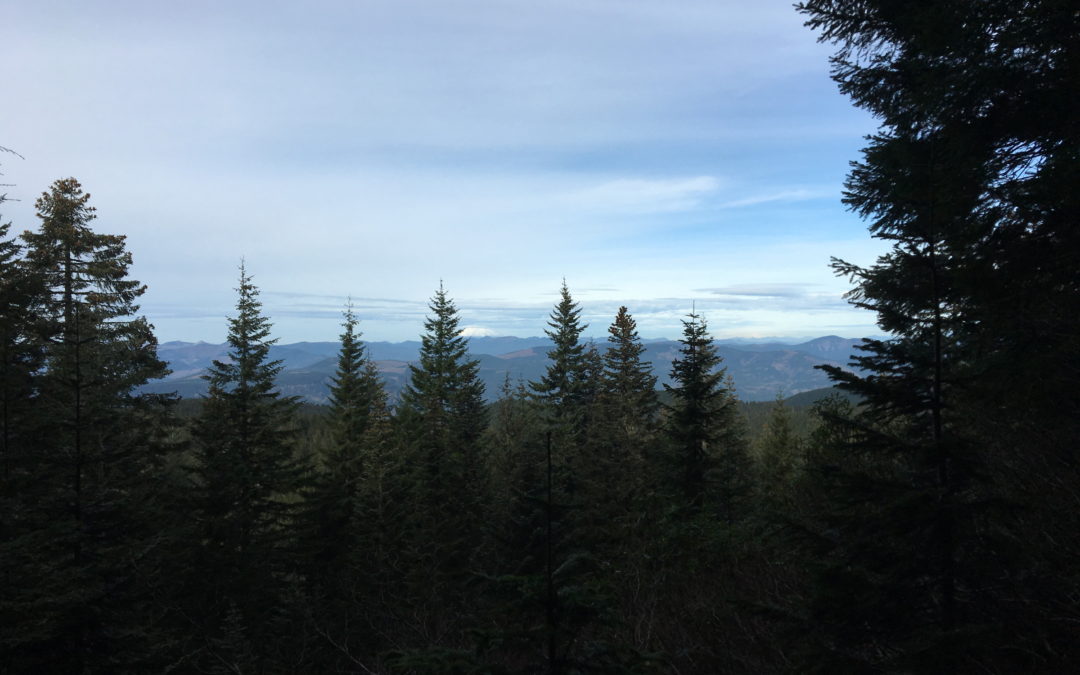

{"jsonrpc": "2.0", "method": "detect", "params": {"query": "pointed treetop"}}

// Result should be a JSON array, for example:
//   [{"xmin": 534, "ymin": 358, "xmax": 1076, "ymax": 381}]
[{"xmin": 603, "ymin": 306, "xmax": 657, "ymax": 401}]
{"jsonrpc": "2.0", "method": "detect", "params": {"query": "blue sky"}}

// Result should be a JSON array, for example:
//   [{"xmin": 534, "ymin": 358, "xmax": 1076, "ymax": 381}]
[{"xmin": 3, "ymin": 0, "xmax": 884, "ymax": 343}]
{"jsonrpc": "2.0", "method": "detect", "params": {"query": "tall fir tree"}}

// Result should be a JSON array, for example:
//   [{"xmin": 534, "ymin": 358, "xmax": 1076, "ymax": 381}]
[
  {"xmin": 0, "ymin": 207, "xmax": 43, "ymax": 673},
  {"xmin": 326, "ymin": 303, "xmax": 384, "ymax": 452},
  {"xmin": 647, "ymin": 312, "xmax": 755, "ymax": 672},
  {"xmin": 598, "ymin": 306, "xmax": 658, "ymax": 484},
  {"xmin": 572, "ymin": 308, "xmax": 658, "ymax": 555},
  {"xmin": 531, "ymin": 281, "xmax": 589, "ymax": 423},
  {"xmin": 0, "ymin": 153, "xmax": 40, "ymax": 490},
  {"xmin": 662, "ymin": 311, "xmax": 746, "ymax": 515},
  {"xmin": 530, "ymin": 281, "xmax": 594, "ymax": 495},
  {"xmin": 795, "ymin": 0, "xmax": 1080, "ymax": 669},
  {"xmin": 398, "ymin": 282, "xmax": 487, "ymax": 514},
  {"xmin": 1, "ymin": 178, "xmax": 174, "ymax": 672},
  {"xmin": 0, "ymin": 221, "xmax": 40, "ymax": 535},
  {"xmin": 396, "ymin": 282, "xmax": 487, "ymax": 645},
  {"xmin": 186, "ymin": 263, "xmax": 307, "ymax": 669},
  {"xmin": 303, "ymin": 303, "xmax": 389, "ymax": 669}
]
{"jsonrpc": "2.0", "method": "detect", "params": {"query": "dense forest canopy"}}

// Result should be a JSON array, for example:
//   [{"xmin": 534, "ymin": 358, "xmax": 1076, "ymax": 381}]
[{"xmin": 1, "ymin": 1, "xmax": 1077, "ymax": 672}]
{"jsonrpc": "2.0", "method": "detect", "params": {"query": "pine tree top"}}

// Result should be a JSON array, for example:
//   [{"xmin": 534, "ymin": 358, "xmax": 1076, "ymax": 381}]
[
  {"xmin": 531, "ymin": 281, "xmax": 589, "ymax": 400},
  {"xmin": 401, "ymin": 282, "xmax": 484, "ymax": 414},
  {"xmin": 330, "ymin": 302, "xmax": 369, "ymax": 403},
  {"xmin": 24, "ymin": 178, "xmax": 145, "ymax": 322},
  {"xmin": 204, "ymin": 262, "xmax": 286, "ymax": 399},
  {"xmin": 327, "ymin": 301, "xmax": 385, "ymax": 449},
  {"xmin": 603, "ymin": 306, "xmax": 657, "ymax": 396},
  {"xmin": 665, "ymin": 311, "xmax": 727, "ymax": 408},
  {"xmin": 21, "ymin": 177, "xmax": 166, "ymax": 388}
]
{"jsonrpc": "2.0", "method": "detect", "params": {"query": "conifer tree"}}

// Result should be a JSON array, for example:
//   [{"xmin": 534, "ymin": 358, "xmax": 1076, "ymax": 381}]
[
  {"xmin": 396, "ymin": 282, "xmax": 487, "ymax": 642},
  {"xmin": 303, "ymin": 303, "xmax": 388, "ymax": 668},
  {"xmin": 599, "ymin": 307, "xmax": 658, "ymax": 478},
  {"xmin": 662, "ymin": 311, "xmax": 745, "ymax": 515},
  {"xmin": 486, "ymin": 375, "xmax": 540, "ymax": 539},
  {"xmin": 0, "ymin": 152, "xmax": 38, "ymax": 513},
  {"xmin": 187, "ymin": 263, "xmax": 306, "ymax": 667},
  {"xmin": 0, "ymin": 215, "xmax": 45, "ymax": 674},
  {"xmin": 326, "ymin": 302, "xmax": 384, "ymax": 450},
  {"xmin": 0, "ymin": 221, "xmax": 39, "ymax": 512},
  {"xmin": 753, "ymin": 392, "xmax": 801, "ymax": 508},
  {"xmin": 398, "ymin": 282, "xmax": 487, "ymax": 511},
  {"xmin": 795, "ymin": 1, "xmax": 1080, "ymax": 669},
  {"xmin": 570, "ymin": 308, "xmax": 658, "ymax": 555},
  {"xmin": 531, "ymin": 281, "xmax": 589, "ymax": 428},
  {"xmin": 310, "ymin": 303, "xmax": 385, "ymax": 549},
  {"xmin": 1, "ymin": 178, "xmax": 173, "ymax": 671},
  {"xmin": 530, "ymin": 281, "xmax": 594, "ymax": 497}
]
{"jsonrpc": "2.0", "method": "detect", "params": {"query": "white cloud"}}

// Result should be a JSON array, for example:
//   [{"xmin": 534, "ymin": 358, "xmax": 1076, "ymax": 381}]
[
  {"xmin": 2, "ymin": 0, "xmax": 883, "ymax": 344},
  {"xmin": 719, "ymin": 189, "xmax": 832, "ymax": 209},
  {"xmin": 564, "ymin": 176, "xmax": 721, "ymax": 214}
]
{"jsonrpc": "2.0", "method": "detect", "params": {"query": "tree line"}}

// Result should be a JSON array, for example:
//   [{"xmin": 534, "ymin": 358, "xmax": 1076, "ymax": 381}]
[
  {"xmin": 3, "ymin": 0, "xmax": 1078, "ymax": 671},
  {"xmin": 1, "ymin": 176, "xmax": 786, "ymax": 671}
]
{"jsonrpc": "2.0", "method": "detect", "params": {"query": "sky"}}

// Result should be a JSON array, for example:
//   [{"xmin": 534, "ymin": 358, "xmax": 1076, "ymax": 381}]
[{"xmin": 3, "ymin": 0, "xmax": 886, "ymax": 343}]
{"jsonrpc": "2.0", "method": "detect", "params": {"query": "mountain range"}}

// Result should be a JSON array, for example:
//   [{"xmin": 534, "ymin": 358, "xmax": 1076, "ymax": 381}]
[{"xmin": 143, "ymin": 335, "xmax": 864, "ymax": 403}]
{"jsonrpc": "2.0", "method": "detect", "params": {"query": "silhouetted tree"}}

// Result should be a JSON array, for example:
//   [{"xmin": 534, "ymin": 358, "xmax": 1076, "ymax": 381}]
[
  {"xmin": 396, "ymin": 282, "xmax": 487, "ymax": 644},
  {"xmin": 1, "ymin": 178, "xmax": 174, "ymax": 671},
  {"xmin": 531, "ymin": 282, "xmax": 591, "ymax": 450},
  {"xmin": 302, "ymin": 303, "xmax": 389, "ymax": 668},
  {"xmin": 796, "ymin": 0, "xmax": 1080, "ymax": 669},
  {"xmin": 663, "ymin": 311, "xmax": 746, "ymax": 515},
  {"xmin": 187, "ymin": 263, "xmax": 307, "ymax": 669}
]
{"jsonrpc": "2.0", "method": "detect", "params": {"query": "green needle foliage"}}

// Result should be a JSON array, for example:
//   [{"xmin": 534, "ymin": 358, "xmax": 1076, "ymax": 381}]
[
  {"xmin": 795, "ymin": 0, "xmax": 1080, "ymax": 670},
  {"xmin": 601, "ymin": 307, "xmax": 658, "ymax": 439},
  {"xmin": 396, "ymin": 282, "xmax": 488, "ymax": 645},
  {"xmin": 531, "ymin": 282, "xmax": 592, "ymax": 448},
  {"xmin": 1, "ymin": 178, "xmax": 174, "ymax": 672},
  {"xmin": 663, "ymin": 311, "xmax": 746, "ymax": 516},
  {"xmin": 301, "ymin": 303, "xmax": 391, "ymax": 669},
  {"xmin": 186, "ymin": 263, "xmax": 307, "ymax": 669}
]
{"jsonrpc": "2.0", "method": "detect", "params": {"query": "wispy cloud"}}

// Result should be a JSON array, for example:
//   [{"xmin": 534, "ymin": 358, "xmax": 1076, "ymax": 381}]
[
  {"xmin": 6, "ymin": 0, "xmax": 881, "ymax": 344},
  {"xmin": 563, "ymin": 176, "xmax": 721, "ymax": 214},
  {"xmin": 696, "ymin": 283, "xmax": 816, "ymax": 298},
  {"xmin": 719, "ymin": 188, "xmax": 831, "ymax": 209}
]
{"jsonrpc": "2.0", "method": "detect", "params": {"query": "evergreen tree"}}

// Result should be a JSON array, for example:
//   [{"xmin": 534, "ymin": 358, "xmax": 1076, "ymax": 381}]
[
  {"xmin": 309, "ymin": 303, "xmax": 384, "ymax": 560},
  {"xmin": 186, "ymin": 263, "xmax": 307, "ymax": 668},
  {"xmin": 601, "ymin": 307, "xmax": 658, "ymax": 438},
  {"xmin": 326, "ymin": 302, "xmax": 384, "ymax": 451},
  {"xmin": 531, "ymin": 282, "xmax": 590, "ymax": 439},
  {"xmin": 0, "ymin": 154, "xmax": 37, "ymax": 484},
  {"xmin": 0, "ymin": 211, "xmax": 43, "ymax": 674},
  {"xmin": 303, "ymin": 303, "xmax": 388, "ymax": 668},
  {"xmin": 662, "ymin": 311, "xmax": 745, "ymax": 515},
  {"xmin": 396, "ymin": 282, "xmax": 487, "ymax": 644},
  {"xmin": 0, "ymin": 220, "xmax": 40, "ymax": 524},
  {"xmin": 1, "ymin": 178, "xmax": 174, "ymax": 671},
  {"xmin": 597, "ymin": 307, "xmax": 657, "ymax": 491},
  {"xmin": 753, "ymin": 392, "xmax": 801, "ymax": 508},
  {"xmin": 796, "ymin": 1, "xmax": 1080, "ymax": 669},
  {"xmin": 398, "ymin": 282, "xmax": 487, "ymax": 512},
  {"xmin": 572, "ymin": 308, "xmax": 658, "ymax": 564},
  {"xmin": 486, "ymin": 375, "xmax": 541, "ymax": 544},
  {"xmin": 530, "ymin": 281, "xmax": 596, "ymax": 506}
]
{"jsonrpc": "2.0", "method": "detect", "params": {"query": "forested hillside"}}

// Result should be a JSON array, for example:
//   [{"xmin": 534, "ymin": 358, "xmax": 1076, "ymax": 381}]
[{"xmin": 2, "ymin": 1, "xmax": 1078, "ymax": 673}]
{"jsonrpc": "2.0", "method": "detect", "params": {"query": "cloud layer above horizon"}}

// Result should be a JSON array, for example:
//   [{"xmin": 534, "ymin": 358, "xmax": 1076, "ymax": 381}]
[{"xmin": 4, "ymin": 0, "xmax": 884, "ymax": 342}]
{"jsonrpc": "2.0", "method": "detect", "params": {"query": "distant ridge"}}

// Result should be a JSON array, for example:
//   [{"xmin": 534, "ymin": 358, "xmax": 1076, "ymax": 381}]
[{"xmin": 143, "ymin": 335, "xmax": 864, "ymax": 403}]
